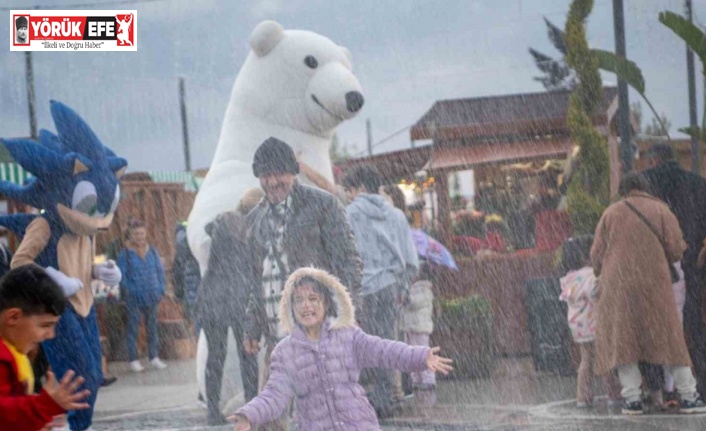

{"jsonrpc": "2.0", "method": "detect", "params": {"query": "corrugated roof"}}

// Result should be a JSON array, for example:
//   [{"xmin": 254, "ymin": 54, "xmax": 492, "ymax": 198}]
[
  {"xmin": 423, "ymin": 138, "xmax": 572, "ymax": 171},
  {"xmin": 411, "ymin": 87, "xmax": 618, "ymax": 140}
]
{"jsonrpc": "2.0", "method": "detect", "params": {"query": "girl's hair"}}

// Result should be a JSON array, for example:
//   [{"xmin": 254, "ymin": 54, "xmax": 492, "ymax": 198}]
[
  {"xmin": 561, "ymin": 235, "xmax": 594, "ymax": 273},
  {"xmin": 292, "ymin": 276, "xmax": 337, "ymax": 319}
]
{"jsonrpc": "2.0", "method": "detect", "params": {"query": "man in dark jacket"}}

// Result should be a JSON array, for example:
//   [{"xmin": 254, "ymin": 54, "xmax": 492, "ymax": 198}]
[
  {"xmin": 197, "ymin": 189, "xmax": 264, "ymax": 426},
  {"xmin": 643, "ymin": 143, "xmax": 706, "ymax": 395}
]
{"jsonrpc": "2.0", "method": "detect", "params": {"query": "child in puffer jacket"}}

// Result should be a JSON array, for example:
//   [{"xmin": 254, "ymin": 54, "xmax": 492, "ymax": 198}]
[
  {"xmin": 399, "ymin": 260, "xmax": 436, "ymax": 406},
  {"xmin": 230, "ymin": 267, "xmax": 453, "ymax": 431},
  {"xmin": 559, "ymin": 236, "xmax": 621, "ymax": 408}
]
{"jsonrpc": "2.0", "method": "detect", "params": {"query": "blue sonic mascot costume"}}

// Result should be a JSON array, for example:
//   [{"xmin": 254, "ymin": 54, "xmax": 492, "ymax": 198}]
[{"xmin": 0, "ymin": 101, "xmax": 126, "ymax": 431}]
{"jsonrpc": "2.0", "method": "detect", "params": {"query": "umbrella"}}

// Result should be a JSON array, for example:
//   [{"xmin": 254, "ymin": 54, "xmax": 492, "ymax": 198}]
[{"xmin": 411, "ymin": 229, "xmax": 458, "ymax": 270}]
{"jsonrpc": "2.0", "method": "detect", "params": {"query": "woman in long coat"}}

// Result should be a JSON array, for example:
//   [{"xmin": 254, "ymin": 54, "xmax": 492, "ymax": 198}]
[{"xmin": 591, "ymin": 172, "xmax": 705, "ymax": 415}]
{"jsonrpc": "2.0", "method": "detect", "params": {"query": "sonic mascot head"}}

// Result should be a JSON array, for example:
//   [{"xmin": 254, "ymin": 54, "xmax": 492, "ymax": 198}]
[{"xmin": 0, "ymin": 100, "xmax": 127, "ymax": 237}]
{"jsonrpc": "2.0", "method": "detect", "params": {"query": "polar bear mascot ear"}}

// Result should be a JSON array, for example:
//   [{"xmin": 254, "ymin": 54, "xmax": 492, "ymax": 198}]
[{"xmin": 250, "ymin": 20, "xmax": 285, "ymax": 57}]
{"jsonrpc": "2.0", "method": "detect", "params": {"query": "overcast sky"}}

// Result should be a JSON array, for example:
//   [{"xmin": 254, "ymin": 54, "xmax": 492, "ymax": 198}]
[{"xmin": 0, "ymin": 0, "xmax": 704, "ymax": 172}]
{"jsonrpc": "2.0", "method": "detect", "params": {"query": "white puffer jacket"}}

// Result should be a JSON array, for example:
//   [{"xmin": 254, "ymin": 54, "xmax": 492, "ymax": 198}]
[{"xmin": 399, "ymin": 280, "xmax": 434, "ymax": 334}]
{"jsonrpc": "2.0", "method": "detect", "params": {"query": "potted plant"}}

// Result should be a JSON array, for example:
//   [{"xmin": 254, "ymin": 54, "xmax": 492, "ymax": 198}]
[{"xmin": 432, "ymin": 295, "xmax": 496, "ymax": 379}]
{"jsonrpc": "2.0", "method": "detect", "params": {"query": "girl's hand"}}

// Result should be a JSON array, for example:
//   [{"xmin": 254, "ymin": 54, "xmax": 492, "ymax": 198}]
[
  {"xmin": 425, "ymin": 347, "xmax": 453, "ymax": 375},
  {"xmin": 228, "ymin": 414, "xmax": 251, "ymax": 431}
]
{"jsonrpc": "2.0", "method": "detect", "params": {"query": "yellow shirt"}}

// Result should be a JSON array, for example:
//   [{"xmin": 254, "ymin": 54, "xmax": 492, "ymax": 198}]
[{"xmin": 0, "ymin": 338, "xmax": 34, "ymax": 394}]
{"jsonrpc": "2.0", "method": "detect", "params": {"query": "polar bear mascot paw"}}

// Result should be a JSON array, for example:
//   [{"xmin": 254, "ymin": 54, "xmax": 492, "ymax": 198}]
[{"xmin": 188, "ymin": 20, "xmax": 364, "ymax": 413}]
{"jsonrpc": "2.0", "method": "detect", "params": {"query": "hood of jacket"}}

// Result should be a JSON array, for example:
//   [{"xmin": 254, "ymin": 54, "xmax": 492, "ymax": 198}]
[
  {"xmin": 279, "ymin": 267, "xmax": 356, "ymax": 334},
  {"xmin": 348, "ymin": 194, "xmax": 390, "ymax": 221}
]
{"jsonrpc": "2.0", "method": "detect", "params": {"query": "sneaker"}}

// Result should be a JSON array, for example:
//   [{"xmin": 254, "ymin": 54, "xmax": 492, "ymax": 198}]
[
  {"xmin": 101, "ymin": 376, "xmax": 118, "ymax": 387},
  {"xmin": 621, "ymin": 400, "xmax": 644, "ymax": 415},
  {"xmin": 129, "ymin": 360, "xmax": 144, "ymax": 372},
  {"xmin": 680, "ymin": 397, "xmax": 706, "ymax": 414},
  {"xmin": 149, "ymin": 357, "xmax": 167, "ymax": 370}
]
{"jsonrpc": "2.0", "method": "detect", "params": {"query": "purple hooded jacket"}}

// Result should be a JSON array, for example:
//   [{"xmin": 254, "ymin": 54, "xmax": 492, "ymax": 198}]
[{"xmin": 236, "ymin": 267, "xmax": 429, "ymax": 431}]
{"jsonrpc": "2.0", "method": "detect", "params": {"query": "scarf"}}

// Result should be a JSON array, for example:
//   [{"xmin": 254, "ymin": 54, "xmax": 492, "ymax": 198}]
[
  {"xmin": 261, "ymin": 195, "xmax": 291, "ymax": 341},
  {"xmin": 1, "ymin": 338, "xmax": 34, "ymax": 394}
]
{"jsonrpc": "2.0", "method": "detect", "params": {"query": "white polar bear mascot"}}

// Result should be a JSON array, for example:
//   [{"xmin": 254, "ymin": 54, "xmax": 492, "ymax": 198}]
[{"xmin": 187, "ymin": 20, "xmax": 364, "ymax": 414}]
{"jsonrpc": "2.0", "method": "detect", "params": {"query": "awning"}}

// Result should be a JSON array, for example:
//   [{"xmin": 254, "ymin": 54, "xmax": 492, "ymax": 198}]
[
  {"xmin": 148, "ymin": 171, "xmax": 201, "ymax": 192},
  {"xmin": 423, "ymin": 139, "xmax": 573, "ymax": 171},
  {"xmin": 0, "ymin": 163, "xmax": 31, "ymax": 185}
]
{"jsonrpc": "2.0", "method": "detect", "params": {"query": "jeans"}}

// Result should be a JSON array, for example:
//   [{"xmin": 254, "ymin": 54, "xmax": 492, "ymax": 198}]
[
  {"xmin": 359, "ymin": 286, "xmax": 397, "ymax": 414},
  {"xmin": 202, "ymin": 316, "xmax": 258, "ymax": 417},
  {"xmin": 126, "ymin": 303, "xmax": 159, "ymax": 361},
  {"xmin": 43, "ymin": 307, "xmax": 102, "ymax": 431}
]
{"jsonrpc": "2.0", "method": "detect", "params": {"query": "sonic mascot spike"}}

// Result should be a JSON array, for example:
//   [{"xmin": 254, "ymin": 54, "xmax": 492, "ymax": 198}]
[{"xmin": 0, "ymin": 101, "xmax": 127, "ymax": 431}]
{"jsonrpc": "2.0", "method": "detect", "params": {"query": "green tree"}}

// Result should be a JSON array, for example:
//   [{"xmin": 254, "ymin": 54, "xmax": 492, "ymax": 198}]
[
  {"xmin": 528, "ymin": 18, "xmax": 575, "ymax": 91},
  {"xmin": 530, "ymin": 15, "xmax": 670, "ymax": 138},
  {"xmin": 564, "ymin": 0, "xmax": 610, "ymax": 235},
  {"xmin": 659, "ymin": 11, "xmax": 706, "ymax": 145}
]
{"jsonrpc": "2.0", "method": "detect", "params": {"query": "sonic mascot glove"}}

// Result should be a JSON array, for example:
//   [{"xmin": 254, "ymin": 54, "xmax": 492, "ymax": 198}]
[
  {"xmin": 45, "ymin": 266, "xmax": 84, "ymax": 297},
  {"xmin": 93, "ymin": 260, "xmax": 122, "ymax": 286}
]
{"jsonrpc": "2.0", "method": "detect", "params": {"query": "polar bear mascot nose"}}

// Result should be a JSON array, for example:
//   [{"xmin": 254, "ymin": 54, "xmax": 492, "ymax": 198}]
[{"xmin": 187, "ymin": 20, "xmax": 364, "ymax": 273}]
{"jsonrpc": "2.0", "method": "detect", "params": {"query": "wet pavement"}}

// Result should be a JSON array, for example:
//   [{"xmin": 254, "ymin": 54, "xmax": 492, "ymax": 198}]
[{"xmin": 91, "ymin": 358, "xmax": 706, "ymax": 430}]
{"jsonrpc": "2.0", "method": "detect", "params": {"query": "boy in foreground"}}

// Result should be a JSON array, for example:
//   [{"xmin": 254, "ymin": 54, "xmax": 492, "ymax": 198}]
[{"xmin": 0, "ymin": 265, "xmax": 90, "ymax": 431}]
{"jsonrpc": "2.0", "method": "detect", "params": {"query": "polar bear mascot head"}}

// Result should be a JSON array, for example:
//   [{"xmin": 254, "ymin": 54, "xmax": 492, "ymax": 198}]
[{"xmin": 187, "ymin": 20, "xmax": 364, "ymax": 273}]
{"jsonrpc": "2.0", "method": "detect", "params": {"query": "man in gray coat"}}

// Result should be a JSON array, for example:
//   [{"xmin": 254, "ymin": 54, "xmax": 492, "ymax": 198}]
[
  {"xmin": 243, "ymin": 138, "xmax": 363, "ymax": 418},
  {"xmin": 342, "ymin": 165, "xmax": 419, "ymax": 418}
]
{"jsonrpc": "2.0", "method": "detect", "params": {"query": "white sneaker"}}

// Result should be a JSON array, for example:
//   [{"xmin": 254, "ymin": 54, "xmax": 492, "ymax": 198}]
[
  {"xmin": 129, "ymin": 360, "xmax": 144, "ymax": 372},
  {"xmin": 149, "ymin": 357, "xmax": 167, "ymax": 369}
]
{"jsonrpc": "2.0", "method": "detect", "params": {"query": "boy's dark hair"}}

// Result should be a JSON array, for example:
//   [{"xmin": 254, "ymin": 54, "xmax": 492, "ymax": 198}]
[
  {"xmin": 342, "ymin": 165, "xmax": 382, "ymax": 194},
  {"xmin": 0, "ymin": 265, "xmax": 66, "ymax": 316},
  {"xmin": 561, "ymin": 235, "xmax": 594, "ymax": 273},
  {"xmin": 618, "ymin": 171, "xmax": 651, "ymax": 197}
]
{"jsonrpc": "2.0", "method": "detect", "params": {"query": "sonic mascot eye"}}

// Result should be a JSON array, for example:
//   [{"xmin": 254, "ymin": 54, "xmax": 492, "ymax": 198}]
[{"xmin": 72, "ymin": 181, "xmax": 99, "ymax": 217}]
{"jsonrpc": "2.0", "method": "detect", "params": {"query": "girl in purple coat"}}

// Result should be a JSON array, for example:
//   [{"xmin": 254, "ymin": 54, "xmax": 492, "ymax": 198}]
[{"xmin": 230, "ymin": 267, "xmax": 452, "ymax": 431}]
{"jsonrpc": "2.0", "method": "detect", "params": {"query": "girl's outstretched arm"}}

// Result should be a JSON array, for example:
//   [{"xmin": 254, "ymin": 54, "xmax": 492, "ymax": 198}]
[
  {"xmin": 232, "ymin": 345, "xmax": 294, "ymax": 427},
  {"xmin": 353, "ymin": 327, "xmax": 443, "ymax": 373}
]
